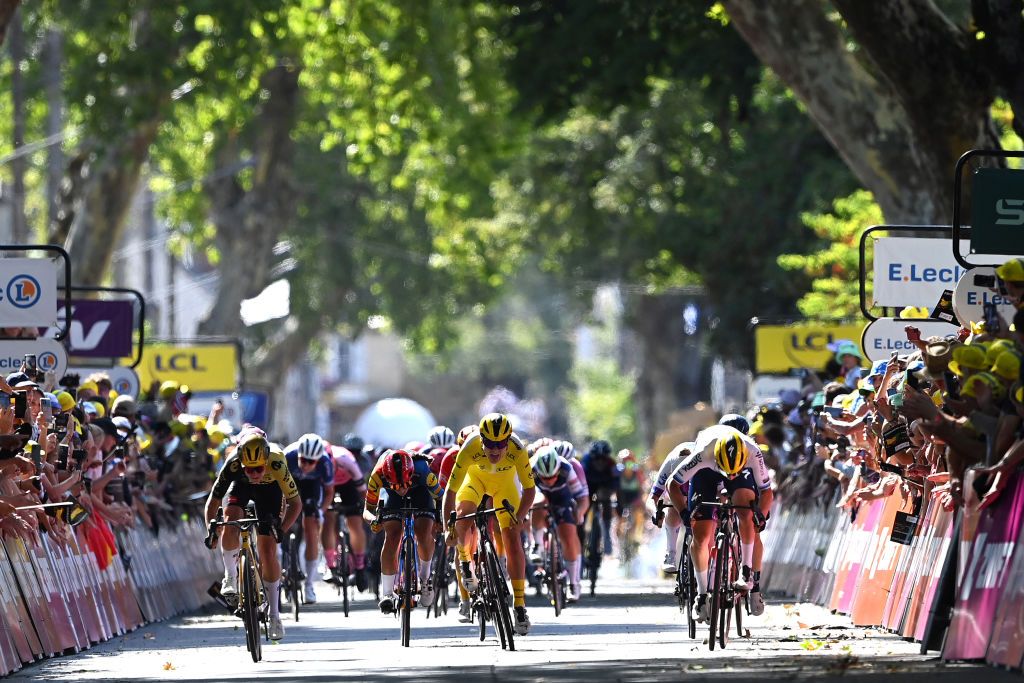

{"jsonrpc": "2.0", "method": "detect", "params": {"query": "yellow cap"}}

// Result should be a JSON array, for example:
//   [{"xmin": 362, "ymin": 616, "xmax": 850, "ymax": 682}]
[
  {"xmin": 961, "ymin": 372, "xmax": 1006, "ymax": 400},
  {"xmin": 949, "ymin": 345, "xmax": 989, "ymax": 377},
  {"xmin": 990, "ymin": 351, "xmax": 1021, "ymax": 382},
  {"xmin": 996, "ymin": 258, "xmax": 1024, "ymax": 283},
  {"xmin": 56, "ymin": 391, "xmax": 75, "ymax": 412},
  {"xmin": 159, "ymin": 381, "xmax": 180, "ymax": 399},
  {"xmin": 899, "ymin": 306, "xmax": 931, "ymax": 319},
  {"xmin": 77, "ymin": 381, "xmax": 99, "ymax": 397},
  {"xmin": 985, "ymin": 339, "xmax": 1015, "ymax": 367},
  {"xmin": 90, "ymin": 400, "xmax": 106, "ymax": 418}
]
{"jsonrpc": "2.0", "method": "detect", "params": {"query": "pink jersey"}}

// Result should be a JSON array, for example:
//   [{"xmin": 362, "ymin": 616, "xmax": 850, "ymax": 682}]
[
  {"xmin": 331, "ymin": 445, "xmax": 364, "ymax": 487},
  {"xmin": 570, "ymin": 458, "xmax": 589, "ymax": 498}
]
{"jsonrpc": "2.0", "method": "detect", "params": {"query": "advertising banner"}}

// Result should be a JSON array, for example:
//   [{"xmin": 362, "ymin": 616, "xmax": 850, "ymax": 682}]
[
  {"xmin": 0, "ymin": 338, "xmax": 69, "ymax": 379},
  {"xmin": 41, "ymin": 300, "xmax": 134, "ymax": 359},
  {"xmin": 754, "ymin": 323, "xmax": 864, "ymax": 374},
  {"xmin": 860, "ymin": 318, "xmax": 959, "ymax": 362},
  {"xmin": 872, "ymin": 237, "xmax": 1014, "ymax": 307},
  {"xmin": 970, "ymin": 167, "xmax": 1024, "ymax": 255},
  {"xmin": 0, "ymin": 258, "xmax": 58, "ymax": 327},
  {"xmin": 943, "ymin": 469, "xmax": 1024, "ymax": 660},
  {"xmin": 132, "ymin": 343, "xmax": 239, "ymax": 392},
  {"xmin": 951, "ymin": 267, "xmax": 1017, "ymax": 328}
]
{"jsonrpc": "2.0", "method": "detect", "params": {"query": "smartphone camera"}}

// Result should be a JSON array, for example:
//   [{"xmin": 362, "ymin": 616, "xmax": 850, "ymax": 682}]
[{"xmin": 13, "ymin": 392, "xmax": 27, "ymax": 419}]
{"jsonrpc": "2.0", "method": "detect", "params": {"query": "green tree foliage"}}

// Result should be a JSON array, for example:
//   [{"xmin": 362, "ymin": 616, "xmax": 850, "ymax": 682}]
[{"xmin": 778, "ymin": 190, "xmax": 882, "ymax": 321}]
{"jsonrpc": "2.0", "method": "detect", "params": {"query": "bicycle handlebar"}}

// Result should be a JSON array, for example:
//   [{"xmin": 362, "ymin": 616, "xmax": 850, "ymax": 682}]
[{"xmin": 449, "ymin": 498, "xmax": 515, "ymax": 526}]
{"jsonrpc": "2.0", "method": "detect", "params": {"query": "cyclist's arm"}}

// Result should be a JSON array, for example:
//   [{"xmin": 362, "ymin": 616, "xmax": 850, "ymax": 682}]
[
  {"xmin": 205, "ymin": 458, "xmax": 238, "ymax": 523},
  {"xmin": 669, "ymin": 450, "xmax": 707, "ymax": 488},
  {"xmin": 511, "ymin": 439, "xmax": 536, "ymax": 524},
  {"xmin": 362, "ymin": 469, "xmax": 384, "ymax": 524},
  {"xmin": 442, "ymin": 441, "xmax": 474, "ymax": 527},
  {"xmin": 667, "ymin": 477, "xmax": 688, "ymax": 517}
]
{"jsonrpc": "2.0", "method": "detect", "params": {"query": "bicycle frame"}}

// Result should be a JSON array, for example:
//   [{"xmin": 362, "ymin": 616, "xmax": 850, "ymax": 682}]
[
  {"xmin": 207, "ymin": 511, "xmax": 268, "ymax": 663},
  {"xmin": 697, "ymin": 499, "xmax": 752, "ymax": 651},
  {"xmin": 530, "ymin": 501, "xmax": 568, "ymax": 615}
]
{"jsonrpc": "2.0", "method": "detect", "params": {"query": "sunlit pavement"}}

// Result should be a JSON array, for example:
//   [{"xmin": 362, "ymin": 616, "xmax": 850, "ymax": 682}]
[{"xmin": 8, "ymin": 547, "xmax": 1013, "ymax": 682}]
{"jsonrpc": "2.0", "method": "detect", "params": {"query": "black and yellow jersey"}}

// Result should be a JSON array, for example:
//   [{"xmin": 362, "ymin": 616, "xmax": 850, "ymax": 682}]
[
  {"xmin": 446, "ymin": 432, "xmax": 535, "ymax": 493},
  {"xmin": 210, "ymin": 446, "xmax": 300, "ymax": 500}
]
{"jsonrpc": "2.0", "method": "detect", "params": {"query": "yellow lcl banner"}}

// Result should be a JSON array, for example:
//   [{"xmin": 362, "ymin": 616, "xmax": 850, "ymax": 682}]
[
  {"xmin": 129, "ymin": 344, "xmax": 239, "ymax": 391},
  {"xmin": 755, "ymin": 324, "xmax": 864, "ymax": 374}
]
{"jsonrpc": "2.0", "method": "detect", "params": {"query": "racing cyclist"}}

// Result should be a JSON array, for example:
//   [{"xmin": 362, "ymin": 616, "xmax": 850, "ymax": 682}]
[
  {"xmin": 205, "ymin": 429, "xmax": 301, "ymax": 641},
  {"xmin": 648, "ymin": 441, "xmax": 694, "ymax": 573},
  {"xmin": 615, "ymin": 449, "xmax": 646, "ymax": 553},
  {"xmin": 364, "ymin": 449, "xmax": 441, "ymax": 614},
  {"xmin": 581, "ymin": 440, "xmax": 620, "ymax": 555},
  {"xmin": 285, "ymin": 433, "xmax": 335, "ymax": 604},
  {"xmin": 667, "ymin": 424, "xmax": 772, "ymax": 622},
  {"xmin": 530, "ymin": 445, "xmax": 587, "ymax": 602},
  {"xmin": 323, "ymin": 441, "xmax": 368, "ymax": 590},
  {"xmin": 443, "ymin": 413, "xmax": 536, "ymax": 636}
]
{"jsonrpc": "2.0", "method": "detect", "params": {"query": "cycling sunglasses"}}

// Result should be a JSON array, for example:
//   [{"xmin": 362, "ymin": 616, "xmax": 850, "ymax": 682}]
[
  {"xmin": 243, "ymin": 465, "xmax": 266, "ymax": 475},
  {"xmin": 482, "ymin": 436, "xmax": 509, "ymax": 449}
]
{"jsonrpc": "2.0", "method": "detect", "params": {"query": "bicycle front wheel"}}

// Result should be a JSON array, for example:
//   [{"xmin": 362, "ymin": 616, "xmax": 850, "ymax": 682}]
[
  {"xmin": 400, "ymin": 535, "xmax": 415, "ymax": 647},
  {"xmin": 548, "ymin": 536, "xmax": 563, "ymax": 617},
  {"xmin": 240, "ymin": 551, "xmax": 262, "ymax": 663},
  {"xmin": 337, "ymin": 538, "xmax": 350, "ymax": 617},
  {"xmin": 485, "ymin": 544, "xmax": 515, "ymax": 651}
]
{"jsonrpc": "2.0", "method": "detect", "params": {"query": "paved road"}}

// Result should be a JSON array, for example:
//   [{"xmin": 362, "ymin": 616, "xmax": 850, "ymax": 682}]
[{"xmin": 8, "ymin": 559, "xmax": 1015, "ymax": 683}]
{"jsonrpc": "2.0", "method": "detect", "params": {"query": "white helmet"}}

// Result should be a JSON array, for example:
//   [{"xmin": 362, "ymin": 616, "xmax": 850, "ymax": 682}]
[
  {"xmin": 531, "ymin": 445, "xmax": 561, "ymax": 479},
  {"xmin": 296, "ymin": 433, "xmax": 326, "ymax": 461},
  {"xmin": 428, "ymin": 425, "xmax": 456, "ymax": 449},
  {"xmin": 552, "ymin": 440, "xmax": 575, "ymax": 460}
]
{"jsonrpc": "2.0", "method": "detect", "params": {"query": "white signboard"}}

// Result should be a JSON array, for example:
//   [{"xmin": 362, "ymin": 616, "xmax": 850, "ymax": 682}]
[
  {"xmin": 0, "ymin": 258, "xmax": 58, "ymax": 327},
  {"xmin": 0, "ymin": 338, "xmax": 68, "ymax": 379},
  {"xmin": 951, "ymin": 267, "xmax": 1017, "ymax": 329},
  {"xmin": 748, "ymin": 375, "xmax": 802, "ymax": 405},
  {"xmin": 189, "ymin": 391, "xmax": 243, "ymax": 425},
  {"xmin": 69, "ymin": 365, "xmax": 141, "ymax": 398},
  {"xmin": 872, "ymin": 237, "xmax": 1013, "ymax": 308},
  {"xmin": 861, "ymin": 318, "xmax": 959, "ymax": 362}
]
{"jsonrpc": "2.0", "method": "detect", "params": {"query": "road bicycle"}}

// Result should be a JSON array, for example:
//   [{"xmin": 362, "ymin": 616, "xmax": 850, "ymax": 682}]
[
  {"xmin": 279, "ymin": 521, "xmax": 304, "ymax": 622},
  {"xmin": 206, "ymin": 507, "xmax": 269, "ymax": 663},
  {"xmin": 327, "ymin": 500, "xmax": 355, "ymax": 617},
  {"xmin": 584, "ymin": 492, "xmax": 612, "ymax": 596},
  {"xmin": 450, "ymin": 499, "xmax": 517, "ymax": 651},
  {"xmin": 655, "ymin": 499, "xmax": 697, "ymax": 640},
  {"xmin": 699, "ymin": 499, "xmax": 752, "ymax": 651},
  {"xmin": 530, "ymin": 501, "xmax": 569, "ymax": 616},
  {"xmin": 425, "ymin": 530, "xmax": 454, "ymax": 618},
  {"xmin": 389, "ymin": 503, "xmax": 432, "ymax": 647}
]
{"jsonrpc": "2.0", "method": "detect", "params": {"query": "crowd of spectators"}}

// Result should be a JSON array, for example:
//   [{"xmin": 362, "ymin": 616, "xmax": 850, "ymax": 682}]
[
  {"xmin": 0, "ymin": 365, "xmax": 232, "ymax": 568},
  {"xmin": 744, "ymin": 256, "xmax": 1024, "ymax": 517}
]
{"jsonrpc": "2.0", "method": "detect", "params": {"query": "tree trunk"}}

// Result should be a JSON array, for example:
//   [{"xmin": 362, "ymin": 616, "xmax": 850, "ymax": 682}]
[
  {"xmin": 197, "ymin": 62, "xmax": 301, "ymax": 338},
  {"xmin": 721, "ymin": 0, "xmax": 999, "ymax": 223},
  {"xmin": 60, "ymin": 119, "xmax": 160, "ymax": 285},
  {"xmin": 247, "ymin": 314, "xmax": 322, "ymax": 389},
  {"xmin": 0, "ymin": 0, "xmax": 20, "ymax": 48},
  {"xmin": 44, "ymin": 28, "xmax": 64, "ymax": 230},
  {"xmin": 8, "ymin": 6, "xmax": 26, "ymax": 242},
  {"xmin": 629, "ymin": 293, "xmax": 686, "ymax": 447}
]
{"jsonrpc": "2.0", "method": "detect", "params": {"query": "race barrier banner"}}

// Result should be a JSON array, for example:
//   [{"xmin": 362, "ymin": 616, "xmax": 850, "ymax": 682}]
[
  {"xmin": 763, "ymin": 467, "xmax": 1024, "ymax": 671},
  {"xmin": 0, "ymin": 494, "xmax": 220, "ymax": 677}
]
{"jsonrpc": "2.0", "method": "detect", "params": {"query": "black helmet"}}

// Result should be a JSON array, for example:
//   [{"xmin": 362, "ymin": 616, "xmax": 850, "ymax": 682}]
[
  {"xmin": 343, "ymin": 432, "xmax": 365, "ymax": 453},
  {"xmin": 590, "ymin": 440, "xmax": 612, "ymax": 458},
  {"xmin": 718, "ymin": 414, "xmax": 750, "ymax": 435}
]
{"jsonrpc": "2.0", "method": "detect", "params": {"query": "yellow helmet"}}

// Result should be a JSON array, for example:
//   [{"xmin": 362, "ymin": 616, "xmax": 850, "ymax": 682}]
[
  {"xmin": 714, "ymin": 433, "xmax": 748, "ymax": 476},
  {"xmin": 479, "ymin": 412, "xmax": 513, "ymax": 442},
  {"xmin": 237, "ymin": 433, "xmax": 269, "ymax": 468}
]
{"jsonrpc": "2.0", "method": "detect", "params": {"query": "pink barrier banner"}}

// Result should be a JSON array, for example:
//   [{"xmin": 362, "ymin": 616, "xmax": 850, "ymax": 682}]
[
  {"xmin": 943, "ymin": 469, "xmax": 1024, "ymax": 661},
  {"xmin": 910, "ymin": 506, "xmax": 954, "ymax": 641},
  {"xmin": 830, "ymin": 499, "xmax": 884, "ymax": 614}
]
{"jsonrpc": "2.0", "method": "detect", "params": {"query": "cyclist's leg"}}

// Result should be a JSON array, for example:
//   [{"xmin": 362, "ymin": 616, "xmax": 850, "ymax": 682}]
[
  {"xmin": 339, "ymin": 481, "xmax": 369, "ymax": 570},
  {"xmin": 662, "ymin": 505, "xmax": 682, "ymax": 570},
  {"xmin": 251, "ymin": 486, "xmax": 284, "ymax": 624},
  {"xmin": 601, "ymin": 492, "xmax": 614, "ymax": 554},
  {"xmin": 727, "ymin": 471, "xmax": 756, "ymax": 588},
  {"xmin": 556, "ymin": 513, "xmax": 580, "ymax": 596},
  {"xmin": 454, "ymin": 473, "xmax": 484, "ymax": 588},
  {"xmin": 492, "ymin": 478, "xmax": 526, "ymax": 605},
  {"xmin": 574, "ymin": 495, "xmax": 589, "ymax": 586},
  {"xmin": 409, "ymin": 488, "xmax": 437, "ymax": 581},
  {"xmin": 301, "ymin": 501, "xmax": 322, "ymax": 592},
  {"xmin": 688, "ymin": 470, "xmax": 721, "ymax": 598},
  {"xmin": 530, "ymin": 492, "xmax": 547, "ymax": 556},
  {"xmin": 322, "ymin": 507, "xmax": 339, "ymax": 569},
  {"xmin": 219, "ymin": 485, "xmax": 247, "ymax": 589}
]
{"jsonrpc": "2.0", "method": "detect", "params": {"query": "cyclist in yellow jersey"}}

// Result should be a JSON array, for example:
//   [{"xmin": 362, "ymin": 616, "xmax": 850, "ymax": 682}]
[{"xmin": 443, "ymin": 413, "xmax": 535, "ymax": 635}]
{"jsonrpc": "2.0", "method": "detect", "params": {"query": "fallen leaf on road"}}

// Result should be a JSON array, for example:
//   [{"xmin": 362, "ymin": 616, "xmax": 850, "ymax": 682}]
[
  {"xmin": 163, "ymin": 662, "xmax": 175, "ymax": 670},
  {"xmin": 797, "ymin": 622, "xmax": 809, "ymax": 629},
  {"xmin": 799, "ymin": 639, "xmax": 825, "ymax": 651}
]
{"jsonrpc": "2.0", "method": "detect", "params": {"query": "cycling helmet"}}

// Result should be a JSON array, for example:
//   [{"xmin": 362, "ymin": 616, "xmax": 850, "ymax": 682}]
[
  {"xmin": 552, "ymin": 440, "xmax": 575, "ymax": 460},
  {"xmin": 479, "ymin": 413, "xmax": 513, "ymax": 442},
  {"xmin": 296, "ymin": 433, "xmax": 326, "ymax": 461},
  {"xmin": 428, "ymin": 425, "xmax": 456, "ymax": 449},
  {"xmin": 714, "ymin": 433, "xmax": 748, "ymax": 476},
  {"xmin": 589, "ymin": 440, "xmax": 612, "ymax": 458},
  {"xmin": 532, "ymin": 445, "xmax": 561, "ymax": 479},
  {"xmin": 456, "ymin": 425, "xmax": 478, "ymax": 446},
  {"xmin": 404, "ymin": 440, "xmax": 426, "ymax": 453},
  {"xmin": 718, "ymin": 413, "xmax": 751, "ymax": 435},
  {"xmin": 238, "ymin": 433, "xmax": 270, "ymax": 468},
  {"xmin": 380, "ymin": 449, "xmax": 414, "ymax": 489},
  {"xmin": 617, "ymin": 448, "xmax": 635, "ymax": 463},
  {"xmin": 342, "ymin": 432, "xmax": 365, "ymax": 453}
]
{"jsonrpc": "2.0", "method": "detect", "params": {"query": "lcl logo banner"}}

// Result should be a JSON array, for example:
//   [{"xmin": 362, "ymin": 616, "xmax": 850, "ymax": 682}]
[{"xmin": 132, "ymin": 344, "xmax": 239, "ymax": 391}]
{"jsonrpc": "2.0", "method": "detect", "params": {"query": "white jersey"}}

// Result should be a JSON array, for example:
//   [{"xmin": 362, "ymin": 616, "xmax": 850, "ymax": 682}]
[
  {"xmin": 649, "ymin": 441, "xmax": 694, "ymax": 499},
  {"xmin": 670, "ymin": 425, "xmax": 771, "ymax": 491}
]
